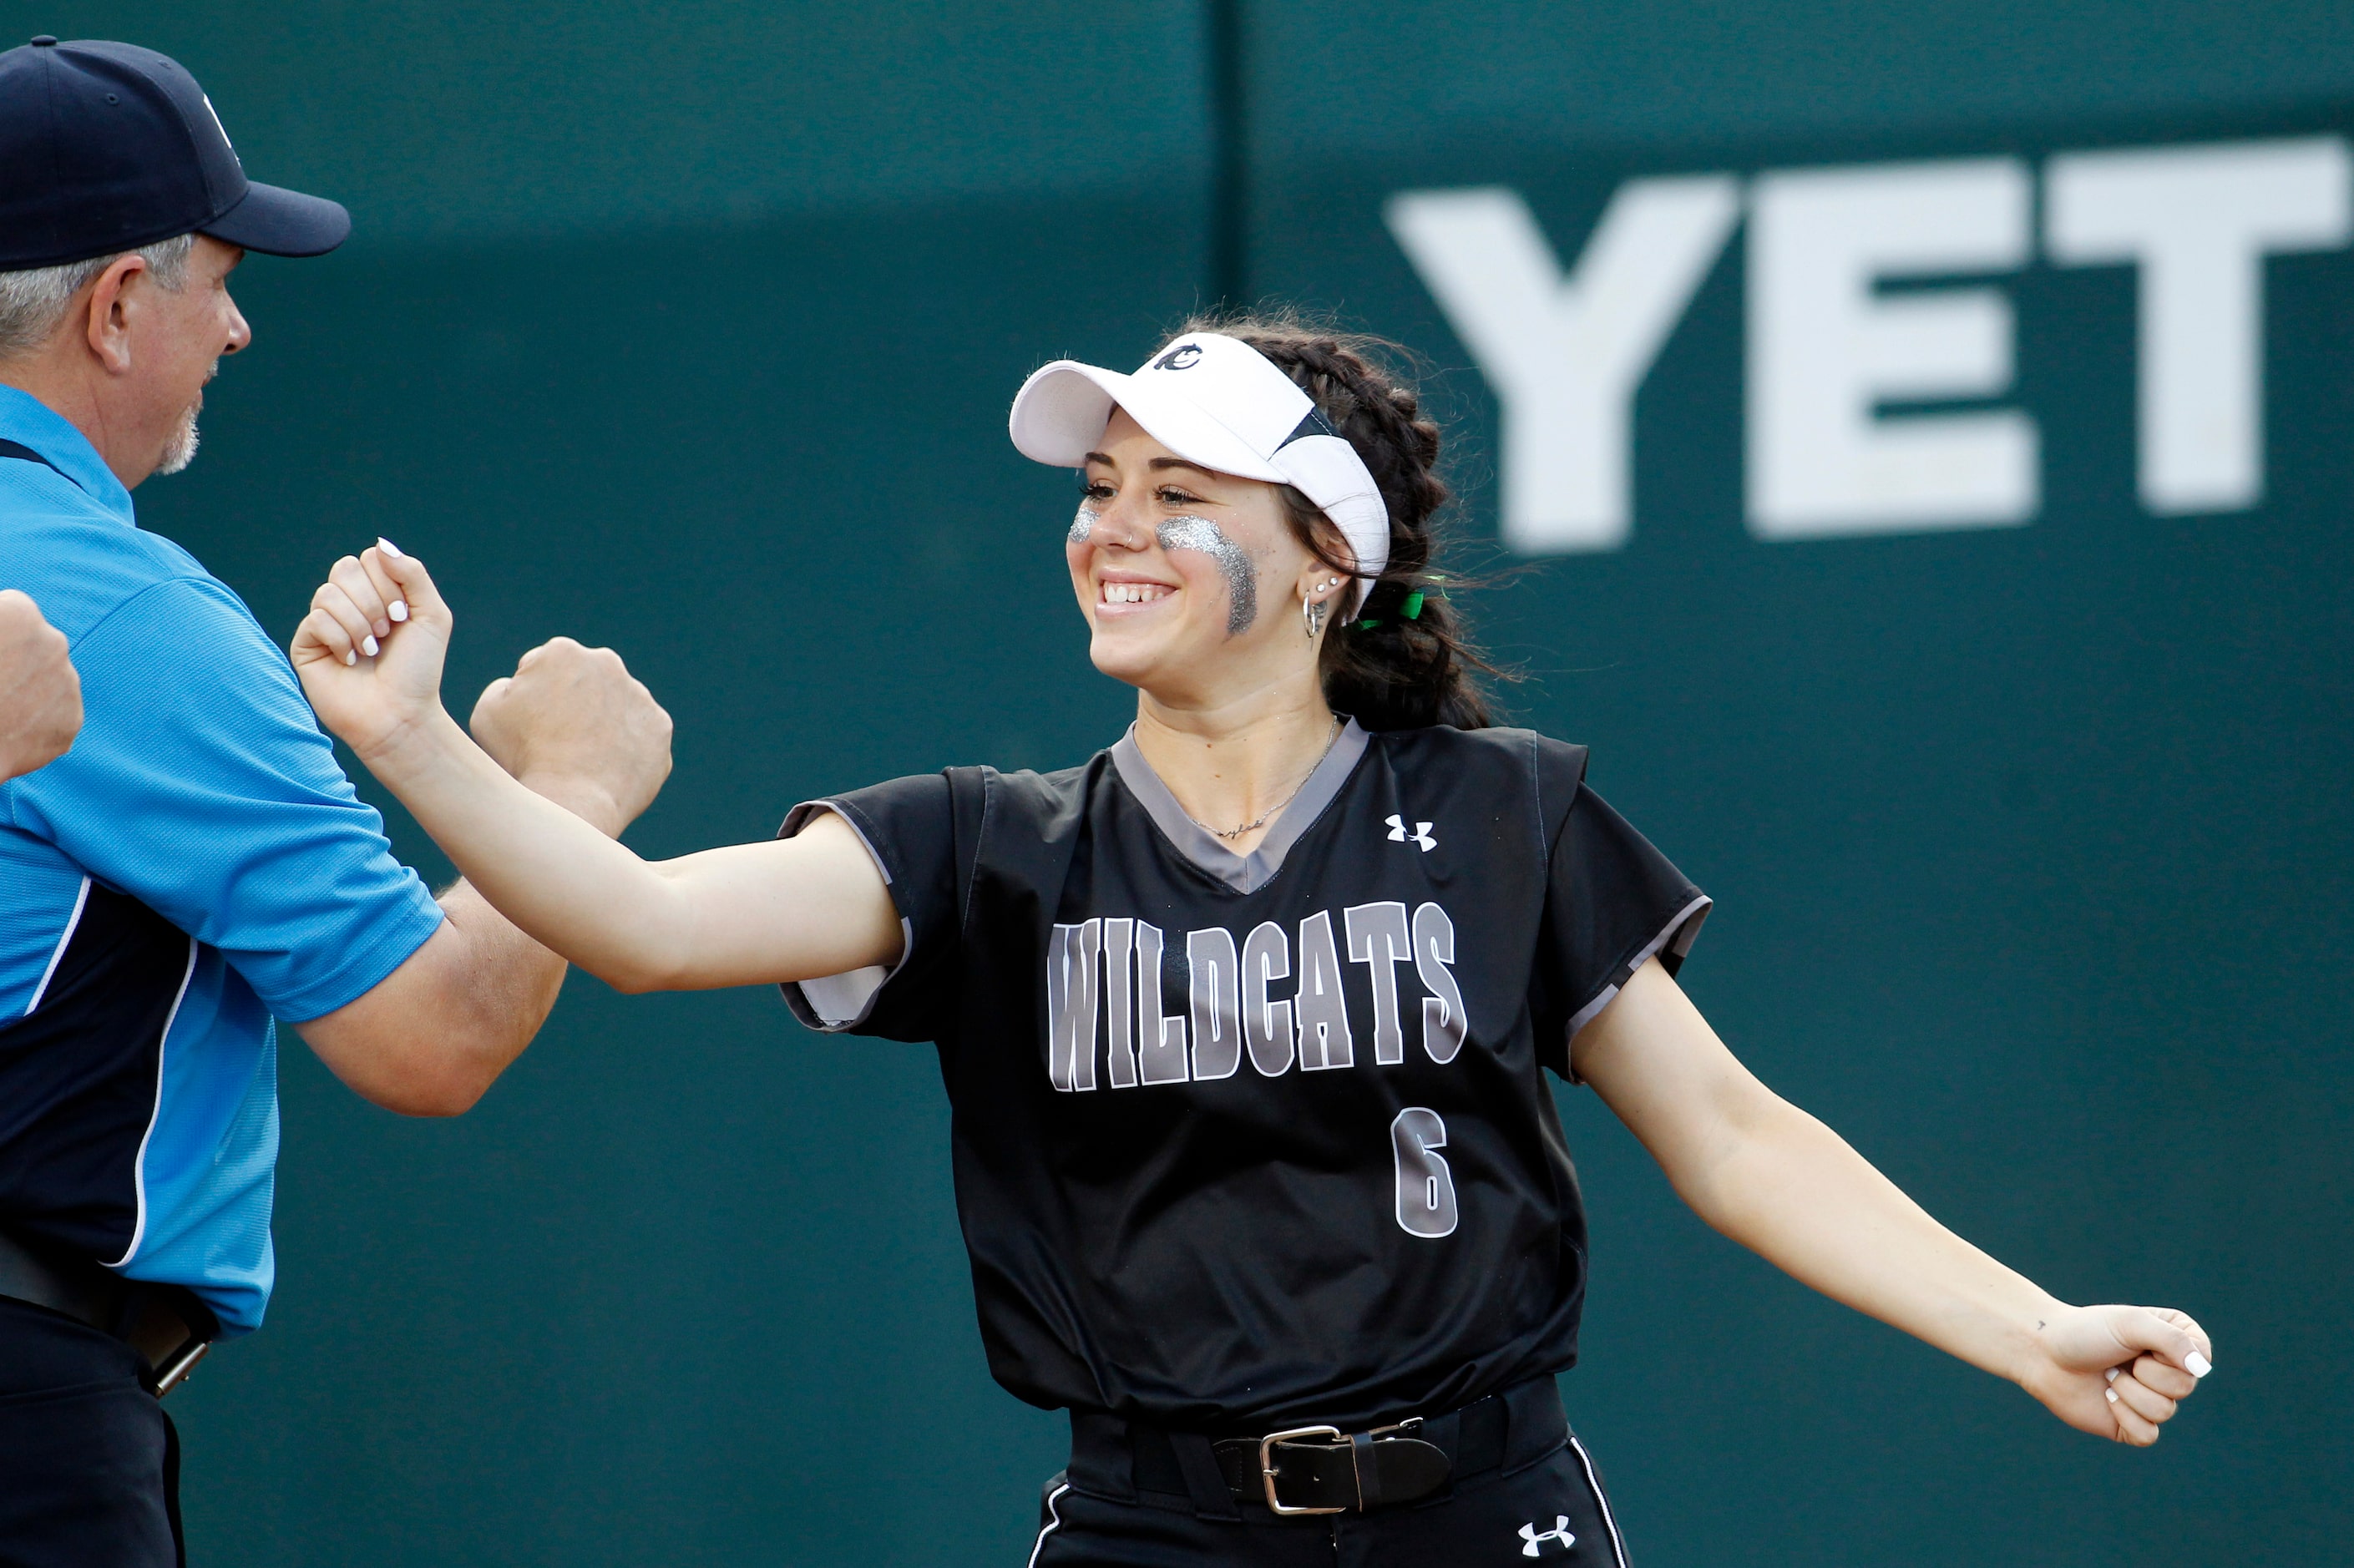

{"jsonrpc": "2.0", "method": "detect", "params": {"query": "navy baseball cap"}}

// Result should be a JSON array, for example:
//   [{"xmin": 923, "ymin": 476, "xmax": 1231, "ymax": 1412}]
[{"xmin": 0, "ymin": 36, "xmax": 349, "ymax": 270}]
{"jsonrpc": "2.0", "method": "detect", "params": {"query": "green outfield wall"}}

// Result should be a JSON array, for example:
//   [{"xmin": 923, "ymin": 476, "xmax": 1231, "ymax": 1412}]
[{"xmin": 39, "ymin": 3, "xmax": 2354, "ymax": 1563}]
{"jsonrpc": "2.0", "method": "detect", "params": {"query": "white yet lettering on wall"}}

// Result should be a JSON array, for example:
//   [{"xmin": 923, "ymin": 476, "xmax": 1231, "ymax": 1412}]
[
  {"xmin": 1387, "ymin": 135, "xmax": 2353, "ymax": 553},
  {"xmin": 2045, "ymin": 138, "xmax": 2352, "ymax": 516}
]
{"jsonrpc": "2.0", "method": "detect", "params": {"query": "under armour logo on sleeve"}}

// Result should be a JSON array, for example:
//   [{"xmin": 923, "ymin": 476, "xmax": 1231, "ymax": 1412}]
[
  {"xmin": 1520, "ymin": 1516, "xmax": 1577, "ymax": 1556},
  {"xmin": 1385, "ymin": 814, "xmax": 1436, "ymax": 852}
]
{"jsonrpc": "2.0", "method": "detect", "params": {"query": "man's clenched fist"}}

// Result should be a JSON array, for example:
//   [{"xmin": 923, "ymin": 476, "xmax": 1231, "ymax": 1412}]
[
  {"xmin": 0, "ymin": 590, "xmax": 82, "ymax": 782},
  {"xmin": 469, "ymin": 637, "xmax": 673, "ymax": 832}
]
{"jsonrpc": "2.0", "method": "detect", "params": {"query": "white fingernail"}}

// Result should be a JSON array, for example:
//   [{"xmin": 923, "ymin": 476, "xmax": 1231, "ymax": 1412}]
[
  {"xmin": 2105, "ymin": 1388, "xmax": 2119, "ymax": 1404},
  {"xmin": 2105, "ymin": 1368, "xmax": 2119, "ymax": 1383},
  {"xmin": 343, "ymin": 650, "xmax": 356, "ymax": 666},
  {"xmin": 2186, "ymin": 1352, "xmax": 2212, "ymax": 1379},
  {"xmin": 362, "ymin": 635, "xmax": 378, "ymax": 657},
  {"xmin": 388, "ymin": 600, "xmax": 408, "ymax": 622},
  {"xmin": 377, "ymin": 537, "xmax": 404, "ymax": 559}
]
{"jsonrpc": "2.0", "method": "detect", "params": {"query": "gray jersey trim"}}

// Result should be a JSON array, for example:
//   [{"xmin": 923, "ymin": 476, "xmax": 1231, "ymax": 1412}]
[
  {"xmin": 1110, "ymin": 719, "xmax": 1370, "ymax": 895},
  {"xmin": 1562, "ymin": 892, "xmax": 1714, "ymax": 1079}
]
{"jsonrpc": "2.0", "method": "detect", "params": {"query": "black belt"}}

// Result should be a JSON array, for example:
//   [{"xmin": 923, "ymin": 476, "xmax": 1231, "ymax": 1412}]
[
  {"xmin": 1212, "ymin": 1418, "xmax": 1451, "ymax": 1515},
  {"xmin": 0, "ymin": 1228, "xmax": 215, "ymax": 1397},
  {"xmin": 1069, "ymin": 1375, "xmax": 1569, "ymax": 1517}
]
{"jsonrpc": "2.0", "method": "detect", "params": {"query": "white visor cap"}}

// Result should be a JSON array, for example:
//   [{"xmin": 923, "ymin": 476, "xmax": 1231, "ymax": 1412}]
[{"xmin": 1009, "ymin": 332, "xmax": 1390, "ymax": 615}]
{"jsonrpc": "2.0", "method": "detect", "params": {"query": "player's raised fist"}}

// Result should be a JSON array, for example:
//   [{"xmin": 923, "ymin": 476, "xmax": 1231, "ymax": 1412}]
[
  {"xmin": 0, "ymin": 589, "xmax": 83, "ymax": 781},
  {"xmin": 291, "ymin": 539, "xmax": 453, "ymax": 759},
  {"xmin": 2023, "ymin": 1303, "xmax": 2214, "ymax": 1446},
  {"xmin": 470, "ymin": 637, "xmax": 672, "ymax": 832}
]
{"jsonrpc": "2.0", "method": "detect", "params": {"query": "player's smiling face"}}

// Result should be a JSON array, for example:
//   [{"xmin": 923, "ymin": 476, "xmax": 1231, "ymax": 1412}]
[{"xmin": 1070, "ymin": 409, "xmax": 1326, "ymax": 701}]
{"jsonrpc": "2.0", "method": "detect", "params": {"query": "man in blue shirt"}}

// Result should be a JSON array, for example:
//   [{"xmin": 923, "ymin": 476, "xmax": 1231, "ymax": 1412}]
[
  {"xmin": 0, "ymin": 589, "xmax": 82, "ymax": 780},
  {"xmin": 0, "ymin": 38, "xmax": 673, "ymax": 1566}
]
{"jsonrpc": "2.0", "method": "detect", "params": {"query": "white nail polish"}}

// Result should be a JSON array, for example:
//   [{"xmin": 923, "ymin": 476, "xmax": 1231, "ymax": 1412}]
[
  {"xmin": 2186, "ymin": 1352, "xmax": 2213, "ymax": 1379},
  {"xmin": 388, "ymin": 600, "xmax": 408, "ymax": 622},
  {"xmin": 362, "ymin": 635, "xmax": 378, "ymax": 657},
  {"xmin": 2105, "ymin": 1388, "xmax": 2119, "ymax": 1404},
  {"xmin": 343, "ymin": 650, "xmax": 356, "ymax": 666},
  {"xmin": 376, "ymin": 537, "xmax": 404, "ymax": 559},
  {"xmin": 2105, "ymin": 1368, "xmax": 2119, "ymax": 1383}
]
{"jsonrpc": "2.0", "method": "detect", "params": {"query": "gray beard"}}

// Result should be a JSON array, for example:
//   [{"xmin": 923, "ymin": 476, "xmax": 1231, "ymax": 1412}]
[{"xmin": 154, "ymin": 406, "xmax": 200, "ymax": 476}]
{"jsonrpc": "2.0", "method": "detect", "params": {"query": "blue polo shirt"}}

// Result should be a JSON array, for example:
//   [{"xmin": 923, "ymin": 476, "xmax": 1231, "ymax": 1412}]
[{"xmin": 0, "ymin": 386, "xmax": 443, "ymax": 1334}]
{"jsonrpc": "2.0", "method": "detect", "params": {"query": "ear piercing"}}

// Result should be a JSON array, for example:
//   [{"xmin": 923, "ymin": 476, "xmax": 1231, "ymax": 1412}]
[{"xmin": 1303, "ymin": 578, "xmax": 1344, "ymax": 640}]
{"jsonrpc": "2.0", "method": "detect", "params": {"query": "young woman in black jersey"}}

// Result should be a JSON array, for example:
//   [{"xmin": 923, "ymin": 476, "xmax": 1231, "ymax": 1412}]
[{"xmin": 290, "ymin": 315, "xmax": 2212, "ymax": 1565}]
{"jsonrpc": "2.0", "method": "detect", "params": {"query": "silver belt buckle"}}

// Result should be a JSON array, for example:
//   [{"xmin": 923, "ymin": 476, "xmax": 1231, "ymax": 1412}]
[{"xmin": 1258, "ymin": 1424, "xmax": 1348, "ymax": 1515}]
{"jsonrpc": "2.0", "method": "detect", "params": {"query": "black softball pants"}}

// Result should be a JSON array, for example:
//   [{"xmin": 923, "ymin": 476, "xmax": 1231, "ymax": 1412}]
[
  {"xmin": 0, "ymin": 1295, "xmax": 183, "ymax": 1568},
  {"xmin": 1029, "ymin": 1380, "xmax": 1631, "ymax": 1567}
]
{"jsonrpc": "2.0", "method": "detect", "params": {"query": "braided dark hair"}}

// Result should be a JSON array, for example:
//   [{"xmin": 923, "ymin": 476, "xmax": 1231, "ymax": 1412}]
[{"xmin": 1174, "ymin": 309, "xmax": 1505, "ymax": 731}]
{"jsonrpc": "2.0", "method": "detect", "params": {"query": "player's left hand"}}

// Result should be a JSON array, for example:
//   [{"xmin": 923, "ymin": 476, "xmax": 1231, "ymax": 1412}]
[
  {"xmin": 292, "ymin": 540, "xmax": 452, "ymax": 761},
  {"xmin": 2022, "ymin": 1303, "xmax": 2213, "ymax": 1445}
]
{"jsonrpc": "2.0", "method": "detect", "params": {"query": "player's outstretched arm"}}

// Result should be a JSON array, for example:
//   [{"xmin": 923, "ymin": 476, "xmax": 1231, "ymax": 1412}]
[
  {"xmin": 1575, "ymin": 959, "xmax": 2213, "ymax": 1446},
  {"xmin": 291, "ymin": 544, "xmax": 904, "ymax": 993}
]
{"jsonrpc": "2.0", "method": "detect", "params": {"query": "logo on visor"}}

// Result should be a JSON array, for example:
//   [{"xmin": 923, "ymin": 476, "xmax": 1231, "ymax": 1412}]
[{"xmin": 1152, "ymin": 343, "xmax": 1204, "ymax": 372}]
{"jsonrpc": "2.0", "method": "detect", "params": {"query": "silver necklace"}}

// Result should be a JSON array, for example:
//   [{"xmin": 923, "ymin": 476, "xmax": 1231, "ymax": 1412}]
[{"xmin": 1182, "ymin": 717, "xmax": 1344, "ymax": 842}]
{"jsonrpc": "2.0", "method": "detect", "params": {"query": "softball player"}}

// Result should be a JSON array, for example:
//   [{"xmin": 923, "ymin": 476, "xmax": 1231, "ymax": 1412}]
[{"xmin": 290, "ymin": 316, "xmax": 2213, "ymax": 1565}]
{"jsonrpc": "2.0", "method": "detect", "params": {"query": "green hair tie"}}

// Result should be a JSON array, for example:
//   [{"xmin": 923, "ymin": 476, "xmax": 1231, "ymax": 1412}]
[{"xmin": 1357, "ymin": 589, "xmax": 1428, "ymax": 632}]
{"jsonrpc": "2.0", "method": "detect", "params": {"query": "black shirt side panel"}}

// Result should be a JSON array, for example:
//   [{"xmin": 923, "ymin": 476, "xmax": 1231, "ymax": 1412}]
[
  {"xmin": 938, "ymin": 761, "xmax": 1111, "ymax": 1412},
  {"xmin": 0, "ymin": 883, "xmax": 190, "ymax": 1262},
  {"xmin": 1516, "ymin": 736, "xmax": 1594, "ymax": 1378}
]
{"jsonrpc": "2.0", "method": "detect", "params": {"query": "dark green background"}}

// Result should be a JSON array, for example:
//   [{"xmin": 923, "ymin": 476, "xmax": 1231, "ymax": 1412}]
[{"xmin": 19, "ymin": 2, "xmax": 2351, "ymax": 1562}]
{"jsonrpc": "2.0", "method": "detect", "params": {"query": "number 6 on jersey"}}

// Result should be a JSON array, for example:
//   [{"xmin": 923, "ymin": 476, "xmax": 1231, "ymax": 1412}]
[{"xmin": 1391, "ymin": 1107, "xmax": 1459, "ymax": 1237}]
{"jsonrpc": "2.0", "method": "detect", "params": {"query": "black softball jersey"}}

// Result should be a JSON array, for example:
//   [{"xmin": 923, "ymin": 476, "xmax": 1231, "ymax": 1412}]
[{"xmin": 779, "ymin": 721, "xmax": 1707, "ymax": 1434}]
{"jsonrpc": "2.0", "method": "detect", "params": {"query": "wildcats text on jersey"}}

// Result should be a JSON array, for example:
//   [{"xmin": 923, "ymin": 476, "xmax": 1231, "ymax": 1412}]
[{"xmin": 1044, "ymin": 901, "xmax": 1469, "ymax": 1092}]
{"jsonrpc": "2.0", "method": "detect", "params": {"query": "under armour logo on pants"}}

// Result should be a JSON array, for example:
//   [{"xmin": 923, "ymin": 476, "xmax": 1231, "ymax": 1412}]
[{"xmin": 1520, "ymin": 1515, "xmax": 1577, "ymax": 1556}]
